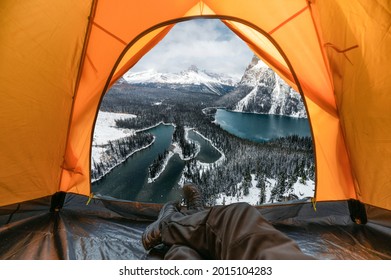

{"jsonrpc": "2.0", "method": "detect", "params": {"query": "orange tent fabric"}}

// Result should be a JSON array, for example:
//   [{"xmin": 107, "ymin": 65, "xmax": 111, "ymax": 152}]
[{"xmin": 1, "ymin": 0, "xmax": 390, "ymax": 210}]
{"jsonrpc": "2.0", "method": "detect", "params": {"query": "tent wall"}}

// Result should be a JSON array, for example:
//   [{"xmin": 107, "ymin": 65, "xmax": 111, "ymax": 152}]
[
  {"xmin": 0, "ymin": 0, "xmax": 389, "ymax": 210},
  {"xmin": 0, "ymin": 0, "xmax": 93, "ymax": 206},
  {"xmin": 314, "ymin": 0, "xmax": 391, "ymax": 210}
]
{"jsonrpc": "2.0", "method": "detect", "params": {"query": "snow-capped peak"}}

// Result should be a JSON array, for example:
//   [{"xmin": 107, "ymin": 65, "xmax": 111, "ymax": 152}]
[
  {"xmin": 239, "ymin": 55, "xmax": 269, "ymax": 86},
  {"xmin": 122, "ymin": 66, "xmax": 238, "ymax": 95},
  {"xmin": 232, "ymin": 55, "xmax": 307, "ymax": 118},
  {"xmin": 187, "ymin": 65, "xmax": 199, "ymax": 73},
  {"xmin": 123, "ymin": 66, "xmax": 237, "ymax": 86}
]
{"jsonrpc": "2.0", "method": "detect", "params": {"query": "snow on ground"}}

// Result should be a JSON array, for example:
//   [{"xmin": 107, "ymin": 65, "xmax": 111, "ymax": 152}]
[
  {"xmin": 92, "ymin": 111, "xmax": 136, "ymax": 145},
  {"xmin": 290, "ymin": 179, "xmax": 315, "ymax": 199},
  {"xmin": 215, "ymin": 175, "xmax": 314, "ymax": 206},
  {"xmin": 92, "ymin": 111, "xmax": 136, "ymax": 164}
]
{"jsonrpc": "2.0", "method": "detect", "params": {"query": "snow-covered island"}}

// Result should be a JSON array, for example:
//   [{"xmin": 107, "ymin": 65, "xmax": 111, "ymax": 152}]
[{"xmin": 148, "ymin": 127, "xmax": 225, "ymax": 184}]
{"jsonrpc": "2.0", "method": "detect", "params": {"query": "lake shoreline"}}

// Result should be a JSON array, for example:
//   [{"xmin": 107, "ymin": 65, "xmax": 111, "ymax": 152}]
[{"xmin": 214, "ymin": 108, "xmax": 311, "ymax": 142}]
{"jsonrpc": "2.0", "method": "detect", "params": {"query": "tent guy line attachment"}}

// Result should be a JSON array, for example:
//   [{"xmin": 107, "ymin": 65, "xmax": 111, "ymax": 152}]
[
  {"xmin": 311, "ymin": 198, "xmax": 317, "ymax": 211},
  {"xmin": 86, "ymin": 193, "xmax": 94, "ymax": 205},
  {"xmin": 324, "ymin": 43, "xmax": 359, "ymax": 65}
]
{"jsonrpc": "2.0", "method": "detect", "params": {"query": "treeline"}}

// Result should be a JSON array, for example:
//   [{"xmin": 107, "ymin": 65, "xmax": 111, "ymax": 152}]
[
  {"xmin": 115, "ymin": 111, "xmax": 170, "ymax": 131},
  {"xmin": 91, "ymin": 132, "xmax": 154, "ymax": 181}
]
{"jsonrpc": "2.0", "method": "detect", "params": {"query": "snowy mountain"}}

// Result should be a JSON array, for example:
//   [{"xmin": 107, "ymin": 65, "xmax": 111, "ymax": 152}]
[
  {"xmin": 217, "ymin": 56, "xmax": 307, "ymax": 118},
  {"xmin": 120, "ymin": 57, "xmax": 307, "ymax": 118},
  {"xmin": 122, "ymin": 65, "xmax": 237, "ymax": 95}
]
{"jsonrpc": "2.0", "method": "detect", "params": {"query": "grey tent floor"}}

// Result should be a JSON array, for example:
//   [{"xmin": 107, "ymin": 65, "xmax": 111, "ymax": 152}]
[{"xmin": 1, "ymin": 194, "xmax": 390, "ymax": 260}]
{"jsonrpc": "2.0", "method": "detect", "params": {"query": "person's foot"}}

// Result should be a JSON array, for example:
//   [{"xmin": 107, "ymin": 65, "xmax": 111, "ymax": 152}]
[
  {"xmin": 142, "ymin": 201, "xmax": 180, "ymax": 250},
  {"xmin": 183, "ymin": 183, "xmax": 204, "ymax": 211}
]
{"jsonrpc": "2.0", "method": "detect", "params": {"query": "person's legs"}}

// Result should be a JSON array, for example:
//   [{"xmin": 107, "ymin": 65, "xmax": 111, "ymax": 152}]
[
  {"xmin": 160, "ymin": 202, "xmax": 314, "ymax": 259},
  {"xmin": 142, "ymin": 184, "xmax": 314, "ymax": 259},
  {"xmin": 164, "ymin": 244, "xmax": 203, "ymax": 260},
  {"xmin": 142, "ymin": 201, "xmax": 182, "ymax": 251},
  {"xmin": 182, "ymin": 183, "xmax": 204, "ymax": 213},
  {"xmin": 141, "ymin": 183, "xmax": 202, "ymax": 251}
]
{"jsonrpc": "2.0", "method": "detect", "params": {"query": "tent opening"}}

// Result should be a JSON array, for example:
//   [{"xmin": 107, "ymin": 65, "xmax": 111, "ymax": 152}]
[{"xmin": 90, "ymin": 19, "xmax": 315, "ymax": 207}]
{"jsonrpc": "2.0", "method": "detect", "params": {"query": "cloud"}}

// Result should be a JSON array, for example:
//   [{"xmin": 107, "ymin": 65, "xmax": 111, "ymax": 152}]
[{"xmin": 130, "ymin": 19, "xmax": 254, "ymax": 79}]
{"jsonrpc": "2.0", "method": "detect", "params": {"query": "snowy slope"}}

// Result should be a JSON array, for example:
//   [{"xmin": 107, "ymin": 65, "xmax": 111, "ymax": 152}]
[
  {"xmin": 123, "ymin": 65, "xmax": 237, "ymax": 95},
  {"xmin": 216, "ymin": 55, "xmax": 307, "ymax": 118},
  {"xmin": 215, "ymin": 175, "xmax": 314, "ymax": 205},
  {"xmin": 91, "ymin": 111, "xmax": 136, "ymax": 165},
  {"xmin": 92, "ymin": 111, "xmax": 136, "ymax": 146},
  {"xmin": 235, "ymin": 56, "xmax": 307, "ymax": 118}
]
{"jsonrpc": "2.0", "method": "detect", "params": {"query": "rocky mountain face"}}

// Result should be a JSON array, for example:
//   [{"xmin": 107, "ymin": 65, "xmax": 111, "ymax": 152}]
[
  {"xmin": 122, "ymin": 65, "xmax": 236, "ymax": 95},
  {"xmin": 216, "ymin": 55, "xmax": 307, "ymax": 118}
]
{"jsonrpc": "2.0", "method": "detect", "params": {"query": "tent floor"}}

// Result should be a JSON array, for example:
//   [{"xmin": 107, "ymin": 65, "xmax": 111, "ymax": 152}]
[{"xmin": 1, "ymin": 194, "xmax": 391, "ymax": 260}]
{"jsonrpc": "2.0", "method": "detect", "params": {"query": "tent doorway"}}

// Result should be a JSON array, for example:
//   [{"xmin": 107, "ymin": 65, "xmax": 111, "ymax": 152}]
[{"xmin": 90, "ymin": 18, "xmax": 315, "ymax": 206}]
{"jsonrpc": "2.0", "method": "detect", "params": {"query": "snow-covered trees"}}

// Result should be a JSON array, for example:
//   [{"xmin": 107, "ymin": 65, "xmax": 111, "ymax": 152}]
[
  {"xmin": 173, "ymin": 123, "xmax": 197, "ymax": 159},
  {"xmin": 148, "ymin": 149, "xmax": 169, "ymax": 179}
]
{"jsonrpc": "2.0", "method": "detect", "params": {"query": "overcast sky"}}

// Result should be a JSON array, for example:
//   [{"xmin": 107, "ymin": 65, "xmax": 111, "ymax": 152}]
[{"xmin": 130, "ymin": 19, "xmax": 254, "ymax": 79}]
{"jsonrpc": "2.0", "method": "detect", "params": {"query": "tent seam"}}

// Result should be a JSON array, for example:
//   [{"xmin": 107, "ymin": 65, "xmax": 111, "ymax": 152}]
[
  {"xmin": 58, "ymin": 0, "xmax": 98, "ymax": 193},
  {"xmin": 92, "ymin": 21, "xmax": 127, "ymax": 45},
  {"xmin": 268, "ymin": 5, "xmax": 309, "ymax": 35}
]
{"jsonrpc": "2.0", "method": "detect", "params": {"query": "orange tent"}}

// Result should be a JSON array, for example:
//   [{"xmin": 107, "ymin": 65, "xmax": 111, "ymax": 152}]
[{"xmin": 1, "ymin": 0, "xmax": 391, "ymax": 260}]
